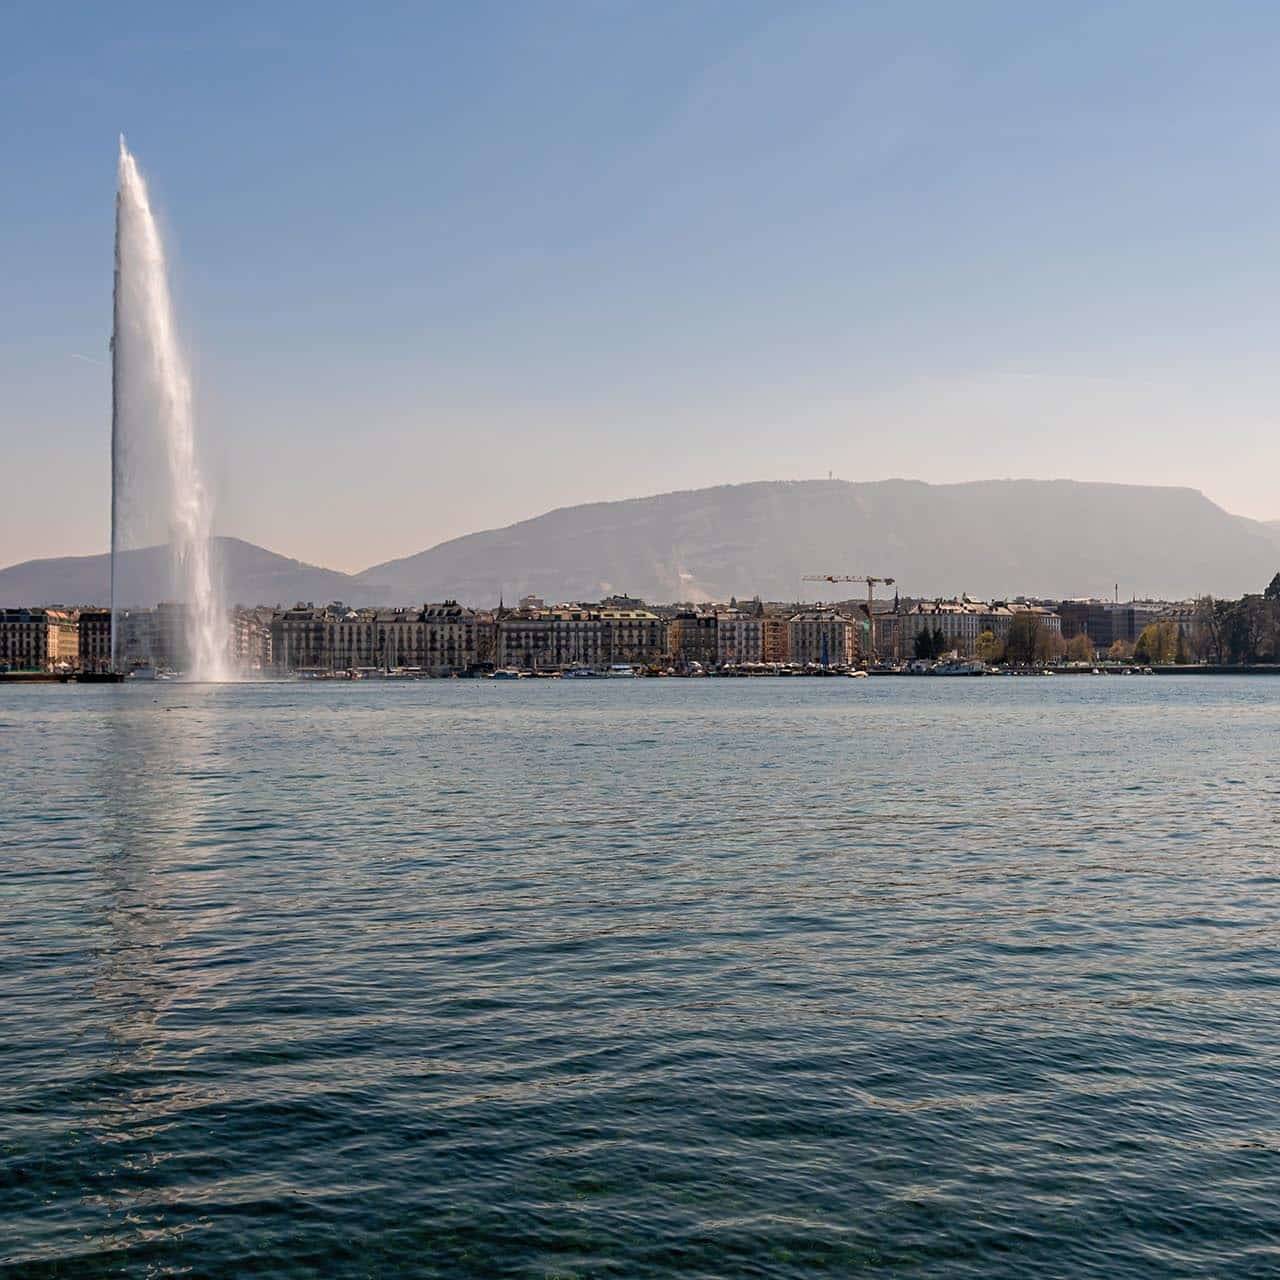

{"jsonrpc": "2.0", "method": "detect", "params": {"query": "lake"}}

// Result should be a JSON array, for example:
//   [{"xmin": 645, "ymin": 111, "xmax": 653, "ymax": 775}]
[{"xmin": 3, "ymin": 677, "xmax": 1278, "ymax": 1277}]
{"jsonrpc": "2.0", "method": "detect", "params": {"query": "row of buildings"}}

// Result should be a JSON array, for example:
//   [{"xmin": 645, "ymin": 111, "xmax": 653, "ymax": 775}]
[
  {"xmin": 0, "ymin": 594, "xmax": 1188, "ymax": 675},
  {"xmin": 271, "ymin": 601, "xmax": 860, "ymax": 674},
  {"xmin": 0, "ymin": 600, "xmax": 862, "ymax": 674}
]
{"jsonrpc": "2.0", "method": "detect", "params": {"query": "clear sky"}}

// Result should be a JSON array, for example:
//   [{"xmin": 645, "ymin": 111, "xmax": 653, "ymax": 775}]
[{"xmin": 4, "ymin": 1, "xmax": 1280, "ymax": 572}]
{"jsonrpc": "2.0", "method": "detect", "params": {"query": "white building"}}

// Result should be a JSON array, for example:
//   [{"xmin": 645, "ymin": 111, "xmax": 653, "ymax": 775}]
[
  {"xmin": 716, "ymin": 612, "xmax": 764, "ymax": 665},
  {"xmin": 897, "ymin": 599, "xmax": 1061, "ymax": 656}
]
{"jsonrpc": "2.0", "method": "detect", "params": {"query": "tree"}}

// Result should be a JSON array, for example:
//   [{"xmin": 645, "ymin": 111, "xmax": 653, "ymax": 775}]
[
  {"xmin": 1006, "ymin": 614, "xmax": 1043, "ymax": 665},
  {"xmin": 1108, "ymin": 638, "xmax": 1134, "ymax": 662},
  {"xmin": 1191, "ymin": 597, "xmax": 1223, "ymax": 663},
  {"xmin": 1035, "ymin": 627, "xmax": 1067, "ymax": 664},
  {"xmin": 1188, "ymin": 592, "xmax": 1280, "ymax": 665},
  {"xmin": 1175, "ymin": 627, "xmax": 1189, "ymax": 665},
  {"xmin": 914, "ymin": 626, "xmax": 950, "ymax": 660},
  {"xmin": 1134, "ymin": 624, "xmax": 1154, "ymax": 664},
  {"xmin": 1152, "ymin": 622, "xmax": 1177, "ymax": 665},
  {"xmin": 1066, "ymin": 632, "xmax": 1095, "ymax": 663},
  {"xmin": 976, "ymin": 629, "xmax": 1004, "ymax": 664},
  {"xmin": 1135, "ymin": 619, "xmax": 1179, "ymax": 665}
]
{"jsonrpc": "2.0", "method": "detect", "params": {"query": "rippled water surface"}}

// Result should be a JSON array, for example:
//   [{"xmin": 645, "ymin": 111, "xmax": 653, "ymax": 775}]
[{"xmin": 3, "ymin": 677, "xmax": 1280, "ymax": 1277}]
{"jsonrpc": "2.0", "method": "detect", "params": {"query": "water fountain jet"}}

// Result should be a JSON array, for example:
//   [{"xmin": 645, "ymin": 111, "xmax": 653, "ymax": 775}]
[{"xmin": 111, "ymin": 137, "xmax": 230, "ymax": 681}]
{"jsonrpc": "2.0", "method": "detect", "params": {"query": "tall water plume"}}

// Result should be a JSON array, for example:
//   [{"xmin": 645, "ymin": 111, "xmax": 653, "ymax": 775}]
[{"xmin": 111, "ymin": 138, "xmax": 230, "ymax": 680}]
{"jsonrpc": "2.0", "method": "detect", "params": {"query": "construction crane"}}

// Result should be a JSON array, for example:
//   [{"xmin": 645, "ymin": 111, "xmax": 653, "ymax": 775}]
[{"xmin": 802, "ymin": 575, "xmax": 896, "ymax": 662}]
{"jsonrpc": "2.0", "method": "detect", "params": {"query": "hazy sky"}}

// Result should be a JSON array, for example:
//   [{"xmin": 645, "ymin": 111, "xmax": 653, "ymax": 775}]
[{"xmin": 5, "ymin": 1, "xmax": 1280, "ymax": 572}]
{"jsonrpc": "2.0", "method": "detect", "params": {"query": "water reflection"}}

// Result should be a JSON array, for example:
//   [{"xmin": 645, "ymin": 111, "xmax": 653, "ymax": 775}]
[{"xmin": 85, "ymin": 690, "xmax": 228, "ymax": 1257}]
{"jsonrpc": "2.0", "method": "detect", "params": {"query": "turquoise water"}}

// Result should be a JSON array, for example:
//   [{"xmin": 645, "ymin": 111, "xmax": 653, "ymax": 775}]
[{"xmin": 3, "ymin": 678, "xmax": 1279, "ymax": 1277}]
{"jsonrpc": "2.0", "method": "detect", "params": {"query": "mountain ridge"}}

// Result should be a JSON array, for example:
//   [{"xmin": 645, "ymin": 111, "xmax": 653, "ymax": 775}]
[
  {"xmin": 0, "ymin": 537, "xmax": 389, "ymax": 609},
  {"xmin": 3, "ymin": 480, "xmax": 1279, "ymax": 607},
  {"xmin": 359, "ymin": 478, "xmax": 1280, "ymax": 604}
]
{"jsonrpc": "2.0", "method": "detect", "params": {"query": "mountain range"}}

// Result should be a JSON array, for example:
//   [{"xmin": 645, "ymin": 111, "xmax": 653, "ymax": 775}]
[
  {"xmin": 0, "ymin": 538, "xmax": 380, "ymax": 610},
  {"xmin": 3, "ymin": 479, "xmax": 1278, "ymax": 608}
]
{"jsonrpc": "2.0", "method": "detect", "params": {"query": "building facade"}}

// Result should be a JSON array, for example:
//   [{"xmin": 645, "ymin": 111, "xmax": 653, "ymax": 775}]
[
  {"xmin": 0, "ymin": 608, "xmax": 79, "ymax": 671},
  {"xmin": 761, "ymin": 614, "xmax": 792, "ymax": 663},
  {"xmin": 788, "ymin": 609, "xmax": 855, "ymax": 666},
  {"xmin": 271, "ymin": 603, "xmax": 481, "ymax": 674},
  {"xmin": 1057, "ymin": 600, "xmax": 1164, "ymax": 652},
  {"xmin": 230, "ymin": 607, "xmax": 274, "ymax": 672},
  {"xmin": 716, "ymin": 612, "xmax": 764, "ymax": 665},
  {"xmin": 897, "ymin": 599, "xmax": 1062, "ymax": 656},
  {"xmin": 77, "ymin": 610, "xmax": 112, "ymax": 672},
  {"xmin": 497, "ymin": 606, "xmax": 667, "ymax": 671},
  {"xmin": 668, "ymin": 613, "xmax": 718, "ymax": 670}
]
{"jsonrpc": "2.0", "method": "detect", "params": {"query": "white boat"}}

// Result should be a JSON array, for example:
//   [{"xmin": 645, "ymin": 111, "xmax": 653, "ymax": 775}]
[
  {"xmin": 605, "ymin": 664, "xmax": 639, "ymax": 678},
  {"xmin": 490, "ymin": 668, "xmax": 526, "ymax": 680},
  {"xmin": 562, "ymin": 666, "xmax": 599, "ymax": 679},
  {"xmin": 847, "ymin": 669, "xmax": 869, "ymax": 678},
  {"xmin": 929, "ymin": 659, "xmax": 986, "ymax": 676}
]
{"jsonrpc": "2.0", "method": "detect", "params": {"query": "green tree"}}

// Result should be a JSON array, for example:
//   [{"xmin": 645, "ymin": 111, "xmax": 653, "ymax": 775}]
[
  {"xmin": 1006, "ymin": 614, "xmax": 1043, "ymax": 665},
  {"xmin": 931, "ymin": 626, "xmax": 948, "ymax": 659},
  {"xmin": 913, "ymin": 628, "xmax": 933, "ymax": 660}
]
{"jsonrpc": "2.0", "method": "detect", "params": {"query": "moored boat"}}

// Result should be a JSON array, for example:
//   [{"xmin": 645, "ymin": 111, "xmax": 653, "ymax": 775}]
[{"xmin": 929, "ymin": 659, "xmax": 987, "ymax": 676}]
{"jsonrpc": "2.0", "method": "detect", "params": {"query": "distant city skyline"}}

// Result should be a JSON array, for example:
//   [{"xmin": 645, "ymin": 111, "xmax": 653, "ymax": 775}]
[{"xmin": 6, "ymin": 2, "xmax": 1280, "ymax": 572}]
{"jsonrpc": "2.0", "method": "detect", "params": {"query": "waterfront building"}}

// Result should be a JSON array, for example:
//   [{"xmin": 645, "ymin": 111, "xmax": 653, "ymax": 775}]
[
  {"xmin": 112, "ymin": 608, "xmax": 153, "ymax": 668},
  {"xmin": 1006, "ymin": 602, "xmax": 1062, "ymax": 636},
  {"xmin": 668, "ymin": 612, "xmax": 718, "ymax": 670},
  {"xmin": 150, "ymin": 603, "xmax": 191, "ymax": 669},
  {"xmin": 78, "ymin": 609, "xmax": 113, "ymax": 673},
  {"xmin": 1057, "ymin": 600, "xmax": 1164, "ymax": 652},
  {"xmin": 788, "ymin": 609, "xmax": 855, "ymax": 666},
  {"xmin": 0, "ymin": 608, "xmax": 79, "ymax": 672},
  {"xmin": 497, "ymin": 608, "xmax": 555, "ymax": 671},
  {"xmin": 474, "ymin": 611, "xmax": 499, "ymax": 670},
  {"xmin": 231, "ymin": 607, "xmax": 273, "ymax": 672},
  {"xmin": 89, "ymin": 602, "xmax": 212, "ymax": 671},
  {"xmin": 498, "ymin": 605, "xmax": 667, "ymax": 671},
  {"xmin": 897, "ymin": 600, "xmax": 996, "ymax": 655},
  {"xmin": 416, "ymin": 603, "xmax": 480, "ymax": 674},
  {"xmin": 271, "ymin": 602, "xmax": 481, "ymax": 674},
  {"xmin": 716, "ymin": 611, "xmax": 764, "ymax": 665},
  {"xmin": 873, "ymin": 612, "xmax": 900, "ymax": 661},
  {"xmin": 896, "ymin": 599, "xmax": 1062, "ymax": 656},
  {"xmin": 271, "ymin": 604, "xmax": 333, "ymax": 672},
  {"xmin": 586, "ymin": 607, "xmax": 665, "ymax": 668},
  {"xmin": 761, "ymin": 614, "xmax": 792, "ymax": 664}
]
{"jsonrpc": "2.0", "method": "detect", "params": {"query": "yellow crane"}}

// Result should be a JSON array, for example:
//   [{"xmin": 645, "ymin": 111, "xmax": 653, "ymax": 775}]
[{"xmin": 801, "ymin": 574, "xmax": 896, "ymax": 662}]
